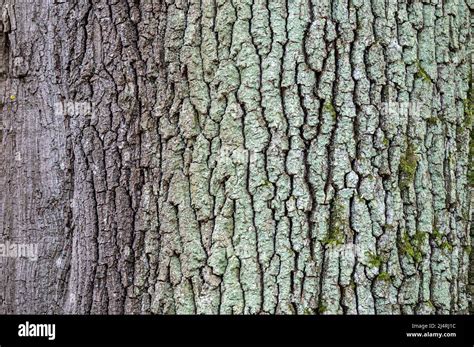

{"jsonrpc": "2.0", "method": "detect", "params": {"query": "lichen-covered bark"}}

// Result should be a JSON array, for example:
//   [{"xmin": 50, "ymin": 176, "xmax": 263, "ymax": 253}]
[{"xmin": 0, "ymin": 0, "xmax": 472, "ymax": 314}]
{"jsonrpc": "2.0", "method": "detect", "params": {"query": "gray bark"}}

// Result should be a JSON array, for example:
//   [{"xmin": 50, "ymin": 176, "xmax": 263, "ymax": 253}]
[{"xmin": 0, "ymin": 0, "xmax": 472, "ymax": 314}]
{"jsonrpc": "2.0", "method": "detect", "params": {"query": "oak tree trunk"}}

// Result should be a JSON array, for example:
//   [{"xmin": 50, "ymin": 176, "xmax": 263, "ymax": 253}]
[{"xmin": 0, "ymin": 0, "xmax": 472, "ymax": 314}]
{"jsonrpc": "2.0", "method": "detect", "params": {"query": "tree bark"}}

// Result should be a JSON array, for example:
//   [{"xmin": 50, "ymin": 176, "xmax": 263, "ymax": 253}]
[{"xmin": 0, "ymin": 0, "xmax": 472, "ymax": 314}]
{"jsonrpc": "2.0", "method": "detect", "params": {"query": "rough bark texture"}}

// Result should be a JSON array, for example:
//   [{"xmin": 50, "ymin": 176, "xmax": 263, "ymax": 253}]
[{"xmin": 0, "ymin": 0, "xmax": 472, "ymax": 314}]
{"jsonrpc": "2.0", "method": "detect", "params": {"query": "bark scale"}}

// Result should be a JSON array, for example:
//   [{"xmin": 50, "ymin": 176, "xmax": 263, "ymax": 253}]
[{"xmin": 0, "ymin": 0, "xmax": 472, "ymax": 314}]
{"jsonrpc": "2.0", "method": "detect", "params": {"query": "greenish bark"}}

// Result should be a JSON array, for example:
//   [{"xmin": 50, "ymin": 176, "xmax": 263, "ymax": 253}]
[{"xmin": 0, "ymin": 0, "xmax": 472, "ymax": 314}]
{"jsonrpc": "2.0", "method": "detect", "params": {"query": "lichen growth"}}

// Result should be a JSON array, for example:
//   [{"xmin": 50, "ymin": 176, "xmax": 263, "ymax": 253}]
[
  {"xmin": 377, "ymin": 272, "xmax": 391, "ymax": 282},
  {"xmin": 468, "ymin": 132, "xmax": 474, "ymax": 187},
  {"xmin": 366, "ymin": 251, "xmax": 382, "ymax": 268},
  {"xmin": 440, "ymin": 241, "xmax": 453, "ymax": 252},
  {"xmin": 323, "ymin": 100, "xmax": 337, "ymax": 120},
  {"xmin": 426, "ymin": 116, "xmax": 439, "ymax": 125},
  {"xmin": 432, "ymin": 228, "xmax": 442, "ymax": 241},
  {"xmin": 431, "ymin": 229, "xmax": 453, "ymax": 253},
  {"xmin": 464, "ymin": 85, "xmax": 473, "ymax": 186},
  {"xmin": 413, "ymin": 230, "xmax": 427, "ymax": 245},
  {"xmin": 399, "ymin": 142, "xmax": 418, "ymax": 189},
  {"xmin": 322, "ymin": 226, "xmax": 345, "ymax": 246},
  {"xmin": 317, "ymin": 302, "xmax": 327, "ymax": 314},
  {"xmin": 400, "ymin": 231, "xmax": 425, "ymax": 264},
  {"xmin": 260, "ymin": 179, "xmax": 272, "ymax": 187},
  {"xmin": 323, "ymin": 202, "xmax": 346, "ymax": 246},
  {"xmin": 416, "ymin": 60, "xmax": 432, "ymax": 83}
]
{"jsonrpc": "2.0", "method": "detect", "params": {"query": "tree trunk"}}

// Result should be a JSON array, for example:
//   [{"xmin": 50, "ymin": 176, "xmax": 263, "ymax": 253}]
[{"xmin": 0, "ymin": 0, "xmax": 472, "ymax": 314}]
